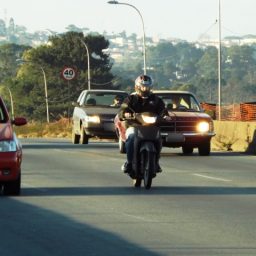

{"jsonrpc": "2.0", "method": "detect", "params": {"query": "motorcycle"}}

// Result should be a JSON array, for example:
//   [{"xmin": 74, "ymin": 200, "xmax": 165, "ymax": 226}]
[{"xmin": 123, "ymin": 111, "xmax": 162, "ymax": 189}]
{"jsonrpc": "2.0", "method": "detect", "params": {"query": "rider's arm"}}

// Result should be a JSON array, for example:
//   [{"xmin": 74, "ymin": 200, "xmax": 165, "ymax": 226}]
[
  {"xmin": 118, "ymin": 95, "xmax": 133, "ymax": 120},
  {"xmin": 156, "ymin": 96, "xmax": 172, "ymax": 120}
]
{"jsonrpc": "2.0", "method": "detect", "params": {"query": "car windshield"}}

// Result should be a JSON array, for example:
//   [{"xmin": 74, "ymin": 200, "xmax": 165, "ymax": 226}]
[
  {"xmin": 84, "ymin": 92, "xmax": 127, "ymax": 107},
  {"xmin": 157, "ymin": 93, "xmax": 201, "ymax": 112}
]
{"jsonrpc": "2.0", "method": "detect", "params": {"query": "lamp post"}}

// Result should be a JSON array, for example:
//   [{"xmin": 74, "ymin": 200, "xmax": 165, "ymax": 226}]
[
  {"xmin": 40, "ymin": 66, "xmax": 50, "ymax": 123},
  {"xmin": 79, "ymin": 38, "xmax": 91, "ymax": 90},
  {"xmin": 108, "ymin": 0, "xmax": 147, "ymax": 75},
  {"xmin": 16, "ymin": 59, "xmax": 50, "ymax": 123},
  {"xmin": 217, "ymin": 0, "xmax": 222, "ymax": 120}
]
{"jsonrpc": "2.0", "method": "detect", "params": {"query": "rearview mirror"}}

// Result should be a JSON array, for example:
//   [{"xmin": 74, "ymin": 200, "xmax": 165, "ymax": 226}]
[{"xmin": 72, "ymin": 101, "xmax": 79, "ymax": 107}]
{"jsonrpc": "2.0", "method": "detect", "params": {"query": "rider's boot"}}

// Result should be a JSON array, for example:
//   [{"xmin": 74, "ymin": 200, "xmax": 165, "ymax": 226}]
[{"xmin": 121, "ymin": 162, "xmax": 132, "ymax": 173}]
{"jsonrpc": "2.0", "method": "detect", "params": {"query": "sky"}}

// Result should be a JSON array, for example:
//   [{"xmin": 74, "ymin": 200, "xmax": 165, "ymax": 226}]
[{"xmin": 0, "ymin": 0, "xmax": 256, "ymax": 41}]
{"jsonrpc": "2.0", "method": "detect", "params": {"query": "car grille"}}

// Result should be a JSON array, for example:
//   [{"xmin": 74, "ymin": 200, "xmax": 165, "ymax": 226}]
[
  {"xmin": 160, "ymin": 119, "xmax": 198, "ymax": 133},
  {"xmin": 99, "ymin": 114, "xmax": 115, "ymax": 123}
]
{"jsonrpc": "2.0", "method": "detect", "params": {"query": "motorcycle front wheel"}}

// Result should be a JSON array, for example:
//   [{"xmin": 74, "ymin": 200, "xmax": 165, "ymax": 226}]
[{"xmin": 141, "ymin": 150, "xmax": 155, "ymax": 189}]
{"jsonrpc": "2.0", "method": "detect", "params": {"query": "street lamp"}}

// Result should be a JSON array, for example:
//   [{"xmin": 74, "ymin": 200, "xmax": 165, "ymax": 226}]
[
  {"xmin": 16, "ymin": 59, "xmax": 50, "ymax": 123},
  {"xmin": 108, "ymin": 0, "xmax": 147, "ymax": 75},
  {"xmin": 217, "ymin": 0, "xmax": 222, "ymax": 120},
  {"xmin": 79, "ymin": 38, "xmax": 91, "ymax": 90},
  {"xmin": 40, "ymin": 66, "xmax": 50, "ymax": 123}
]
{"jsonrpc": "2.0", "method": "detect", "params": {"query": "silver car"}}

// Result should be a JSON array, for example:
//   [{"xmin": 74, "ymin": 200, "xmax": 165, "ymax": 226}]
[{"xmin": 72, "ymin": 89, "xmax": 128, "ymax": 144}]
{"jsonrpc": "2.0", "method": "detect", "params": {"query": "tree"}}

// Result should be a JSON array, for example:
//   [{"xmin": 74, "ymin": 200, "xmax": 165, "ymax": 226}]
[
  {"xmin": 13, "ymin": 32, "xmax": 114, "ymax": 121},
  {"xmin": 0, "ymin": 43, "xmax": 31, "ymax": 83},
  {"xmin": 66, "ymin": 24, "xmax": 84, "ymax": 33},
  {"xmin": 0, "ymin": 19, "xmax": 6, "ymax": 36}
]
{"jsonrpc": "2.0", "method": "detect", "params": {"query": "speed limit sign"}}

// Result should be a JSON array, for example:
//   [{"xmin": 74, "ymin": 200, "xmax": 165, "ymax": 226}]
[{"xmin": 61, "ymin": 67, "xmax": 76, "ymax": 80}]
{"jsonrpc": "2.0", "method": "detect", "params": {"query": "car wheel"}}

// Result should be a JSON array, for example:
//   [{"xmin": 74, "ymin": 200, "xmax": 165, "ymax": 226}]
[
  {"xmin": 3, "ymin": 174, "xmax": 21, "ymax": 195},
  {"xmin": 80, "ymin": 126, "xmax": 89, "ymax": 144},
  {"xmin": 182, "ymin": 146, "xmax": 193, "ymax": 155},
  {"xmin": 72, "ymin": 127, "xmax": 80, "ymax": 144},
  {"xmin": 119, "ymin": 136, "xmax": 126, "ymax": 154},
  {"xmin": 198, "ymin": 141, "xmax": 211, "ymax": 156}
]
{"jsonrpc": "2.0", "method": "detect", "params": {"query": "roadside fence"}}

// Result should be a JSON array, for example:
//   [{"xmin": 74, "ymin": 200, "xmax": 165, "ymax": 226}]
[{"xmin": 201, "ymin": 102, "xmax": 256, "ymax": 121}]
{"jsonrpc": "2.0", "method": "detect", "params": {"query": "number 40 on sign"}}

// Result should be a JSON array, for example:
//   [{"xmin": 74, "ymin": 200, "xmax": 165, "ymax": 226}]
[{"xmin": 62, "ymin": 67, "xmax": 76, "ymax": 81}]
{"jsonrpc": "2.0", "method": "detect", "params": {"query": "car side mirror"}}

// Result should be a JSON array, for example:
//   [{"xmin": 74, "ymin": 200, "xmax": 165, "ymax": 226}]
[
  {"xmin": 72, "ymin": 101, "xmax": 79, "ymax": 107},
  {"xmin": 12, "ymin": 117, "xmax": 27, "ymax": 126}
]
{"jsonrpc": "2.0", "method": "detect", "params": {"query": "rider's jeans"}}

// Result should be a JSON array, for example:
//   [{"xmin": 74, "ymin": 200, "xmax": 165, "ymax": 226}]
[{"xmin": 125, "ymin": 127, "xmax": 135, "ymax": 163}]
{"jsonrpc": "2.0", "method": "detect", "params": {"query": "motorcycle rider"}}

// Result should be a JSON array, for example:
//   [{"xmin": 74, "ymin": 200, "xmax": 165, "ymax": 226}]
[{"xmin": 118, "ymin": 74, "xmax": 169, "ymax": 174}]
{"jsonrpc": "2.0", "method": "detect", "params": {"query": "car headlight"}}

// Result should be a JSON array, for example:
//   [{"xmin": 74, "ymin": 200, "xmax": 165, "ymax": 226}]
[
  {"xmin": 85, "ymin": 115, "xmax": 100, "ymax": 123},
  {"xmin": 197, "ymin": 121, "xmax": 210, "ymax": 133},
  {"xmin": 0, "ymin": 140, "xmax": 17, "ymax": 152},
  {"xmin": 141, "ymin": 115, "xmax": 157, "ymax": 124}
]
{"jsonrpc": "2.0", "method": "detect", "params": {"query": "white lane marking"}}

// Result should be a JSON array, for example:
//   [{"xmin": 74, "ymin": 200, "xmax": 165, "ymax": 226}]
[
  {"xmin": 123, "ymin": 213, "xmax": 150, "ymax": 221},
  {"xmin": 193, "ymin": 173, "xmax": 232, "ymax": 182},
  {"xmin": 121, "ymin": 213, "xmax": 159, "ymax": 223}
]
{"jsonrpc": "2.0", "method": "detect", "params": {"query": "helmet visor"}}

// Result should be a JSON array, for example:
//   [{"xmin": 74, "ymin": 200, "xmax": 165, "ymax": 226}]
[
  {"xmin": 140, "ymin": 85, "xmax": 150, "ymax": 92},
  {"xmin": 138, "ymin": 85, "xmax": 151, "ymax": 97}
]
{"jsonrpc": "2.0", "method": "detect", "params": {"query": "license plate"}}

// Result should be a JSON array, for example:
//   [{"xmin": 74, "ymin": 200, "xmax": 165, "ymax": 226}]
[
  {"xmin": 103, "ymin": 123, "xmax": 115, "ymax": 131},
  {"xmin": 166, "ymin": 133, "xmax": 185, "ymax": 143}
]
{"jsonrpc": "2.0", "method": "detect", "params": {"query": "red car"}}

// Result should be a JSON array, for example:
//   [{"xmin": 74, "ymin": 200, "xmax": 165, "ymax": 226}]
[
  {"xmin": 0, "ymin": 96, "xmax": 27, "ymax": 195},
  {"xmin": 115, "ymin": 90, "xmax": 215, "ymax": 156}
]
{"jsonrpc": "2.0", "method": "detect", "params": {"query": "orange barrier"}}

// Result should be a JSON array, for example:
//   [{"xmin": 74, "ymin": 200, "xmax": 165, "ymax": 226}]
[
  {"xmin": 201, "ymin": 102, "xmax": 256, "ymax": 121},
  {"xmin": 240, "ymin": 102, "xmax": 256, "ymax": 121}
]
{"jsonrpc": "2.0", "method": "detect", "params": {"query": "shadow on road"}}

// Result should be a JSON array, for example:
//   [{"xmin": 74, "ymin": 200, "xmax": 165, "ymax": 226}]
[
  {"xmin": 20, "ymin": 185, "xmax": 256, "ymax": 197},
  {"xmin": 1, "ymin": 197, "xmax": 160, "ymax": 256}
]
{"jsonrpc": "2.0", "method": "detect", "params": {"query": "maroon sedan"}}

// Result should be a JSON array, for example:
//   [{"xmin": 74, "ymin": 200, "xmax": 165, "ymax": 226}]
[
  {"xmin": 115, "ymin": 90, "xmax": 215, "ymax": 156},
  {"xmin": 0, "ymin": 96, "xmax": 27, "ymax": 195}
]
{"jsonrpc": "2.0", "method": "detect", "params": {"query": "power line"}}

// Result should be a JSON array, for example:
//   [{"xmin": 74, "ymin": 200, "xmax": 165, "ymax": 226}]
[
  {"xmin": 90, "ymin": 77, "xmax": 121, "ymax": 86},
  {"xmin": 198, "ymin": 20, "xmax": 218, "ymax": 40}
]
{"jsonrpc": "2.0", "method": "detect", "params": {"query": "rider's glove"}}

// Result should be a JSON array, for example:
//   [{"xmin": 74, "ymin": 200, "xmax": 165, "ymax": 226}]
[
  {"xmin": 124, "ymin": 112, "xmax": 132, "ymax": 118},
  {"xmin": 163, "ymin": 115, "xmax": 172, "ymax": 121}
]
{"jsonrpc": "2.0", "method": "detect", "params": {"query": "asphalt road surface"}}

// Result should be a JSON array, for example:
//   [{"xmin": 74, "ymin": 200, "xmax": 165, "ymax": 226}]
[{"xmin": 1, "ymin": 138, "xmax": 256, "ymax": 256}]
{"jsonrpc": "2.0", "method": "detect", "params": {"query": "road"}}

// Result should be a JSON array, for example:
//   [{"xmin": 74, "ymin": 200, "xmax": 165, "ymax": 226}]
[{"xmin": 1, "ymin": 138, "xmax": 256, "ymax": 256}]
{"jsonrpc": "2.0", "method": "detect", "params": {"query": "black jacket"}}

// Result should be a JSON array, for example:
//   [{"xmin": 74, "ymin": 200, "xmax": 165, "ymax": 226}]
[{"xmin": 118, "ymin": 93, "xmax": 168, "ymax": 121}]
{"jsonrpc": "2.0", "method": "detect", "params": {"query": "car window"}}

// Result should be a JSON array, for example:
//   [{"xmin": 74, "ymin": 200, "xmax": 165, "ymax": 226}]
[
  {"xmin": 0, "ymin": 102, "xmax": 8, "ymax": 123},
  {"xmin": 157, "ymin": 93, "xmax": 201, "ymax": 111},
  {"xmin": 84, "ymin": 92, "xmax": 127, "ymax": 107},
  {"xmin": 77, "ymin": 91, "xmax": 85, "ymax": 104}
]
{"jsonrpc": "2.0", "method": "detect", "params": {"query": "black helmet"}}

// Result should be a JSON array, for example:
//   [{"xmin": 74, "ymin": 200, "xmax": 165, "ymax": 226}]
[{"xmin": 135, "ymin": 75, "xmax": 153, "ymax": 97}]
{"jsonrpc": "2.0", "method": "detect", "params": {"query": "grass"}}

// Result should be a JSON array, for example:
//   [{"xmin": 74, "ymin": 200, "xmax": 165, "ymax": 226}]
[{"xmin": 15, "ymin": 118, "xmax": 72, "ymax": 138}]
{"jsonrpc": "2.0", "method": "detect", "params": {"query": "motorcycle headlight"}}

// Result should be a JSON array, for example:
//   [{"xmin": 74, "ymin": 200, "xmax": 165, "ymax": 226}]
[
  {"xmin": 85, "ymin": 115, "xmax": 100, "ymax": 123},
  {"xmin": 197, "ymin": 121, "xmax": 210, "ymax": 133},
  {"xmin": 0, "ymin": 140, "xmax": 17, "ymax": 152},
  {"xmin": 141, "ymin": 115, "xmax": 157, "ymax": 124}
]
